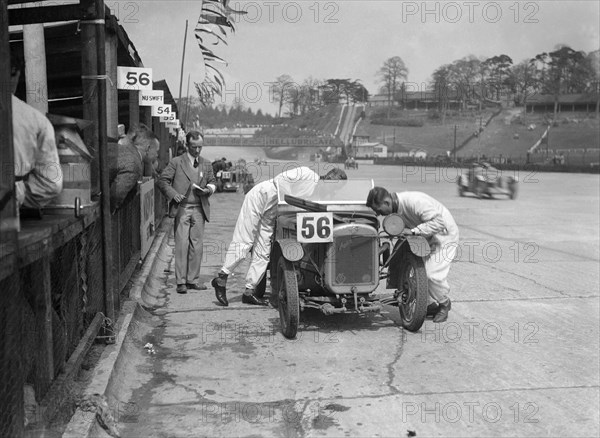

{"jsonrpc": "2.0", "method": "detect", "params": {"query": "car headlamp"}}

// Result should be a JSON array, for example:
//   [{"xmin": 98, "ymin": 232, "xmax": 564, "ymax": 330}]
[{"xmin": 382, "ymin": 214, "xmax": 405, "ymax": 236}]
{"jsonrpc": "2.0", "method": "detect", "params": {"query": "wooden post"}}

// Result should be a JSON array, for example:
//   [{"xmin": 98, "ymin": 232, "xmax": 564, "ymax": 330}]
[
  {"xmin": 23, "ymin": 24, "xmax": 48, "ymax": 113},
  {"xmin": 0, "ymin": 0, "xmax": 16, "ymax": 238},
  {"xmin": 38, "ymin": 257, "xmax": 55, "ymax": 392},
  {"xmin": 453, "ymin": 124, "xmax": 457, "ymax": 161},
  {"xmin": 140, "ymin": 105, "xmax": 151, "ymax": 127},
  {"xmin": 105, "ymin": 24, "xmax": 118, "ymax": 140},
  {"xmin": 81, "ymin": 0, "xmax": 115, "ymax": 321},
  {"xmin": 128, "ymin": 91, "xmax": 139, "ymax": 130},
  {"xmin": 0, "ymin": 1, "xmax": 24, "ymax": 435}
]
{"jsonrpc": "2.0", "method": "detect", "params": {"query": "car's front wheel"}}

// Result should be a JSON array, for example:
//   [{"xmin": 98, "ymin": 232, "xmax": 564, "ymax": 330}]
[
  {"xmin": 277, "ymin": 257, "xmax": 299, "ymax": 339},
  {"xmin": 397, "ymin": 252, "xmax": 428, "ymax": 332}
]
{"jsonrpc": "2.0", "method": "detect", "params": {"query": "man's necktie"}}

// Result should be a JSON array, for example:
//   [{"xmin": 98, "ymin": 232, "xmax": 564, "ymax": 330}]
[{"xmin": 193, "ymin": 157, "xmax": 199, "ymax": 168}]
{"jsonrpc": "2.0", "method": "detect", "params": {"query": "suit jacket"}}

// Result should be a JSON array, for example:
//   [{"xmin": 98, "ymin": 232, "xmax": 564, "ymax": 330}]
[
  {"xmin": 157, "ymin": 154, "xmax": 216, "ymax": 220},
  {"xmin": 108, "ymin": 142, "xmax": 143, "ymax": 210}
]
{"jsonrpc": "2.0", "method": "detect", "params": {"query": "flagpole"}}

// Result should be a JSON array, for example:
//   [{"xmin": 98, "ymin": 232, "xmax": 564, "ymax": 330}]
[
  {"xmin": 178, "ymin": 19, "xmax": 188, "ymax": 114},
  {"xmin": 183, "ymin": 73, "xmax": 191, "ymax": 129}
]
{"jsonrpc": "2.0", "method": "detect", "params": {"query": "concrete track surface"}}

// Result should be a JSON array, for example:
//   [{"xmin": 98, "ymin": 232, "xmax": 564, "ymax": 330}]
[{"xmin": 108, "ymin": 163, "xmax": 599, "ymax": 438}]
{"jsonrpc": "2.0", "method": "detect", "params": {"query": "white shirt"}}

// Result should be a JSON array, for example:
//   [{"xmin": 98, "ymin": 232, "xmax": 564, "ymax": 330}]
[{"xmin": 12, "ymin": 95, "xmax": 63, "ymax": 208}]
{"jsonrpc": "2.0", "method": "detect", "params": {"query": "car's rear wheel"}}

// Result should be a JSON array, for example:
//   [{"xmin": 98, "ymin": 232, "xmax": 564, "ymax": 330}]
[
  {"xmin": 509, "ymin": 183, "xmax": 518, "ymax": 200},
  {"xmin": 277, "ymin": 257, "xmax": 299, "ymax": 339},
  {"xmin": 397, "ymin": 252, "xmax": 428, "ymax": 332}
]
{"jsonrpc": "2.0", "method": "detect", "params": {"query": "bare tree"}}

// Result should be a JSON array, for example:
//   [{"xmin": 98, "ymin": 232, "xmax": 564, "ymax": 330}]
[
  {"xmin": 377, "ymin": 56, "xmax": 408, "ymax": 117},
  {"xmin": 272, "ymin": 74, "xmax": 294, "ymax": 118}
]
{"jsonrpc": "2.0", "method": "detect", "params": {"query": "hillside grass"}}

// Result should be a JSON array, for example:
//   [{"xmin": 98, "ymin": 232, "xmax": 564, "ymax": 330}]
[
  {"xmin": 460, "ymin": 110, "xmax": 600, "ymax": 161},
  {"xmin": 358, "ymin": 107, "xmax": 498, "ymax": 155},
  {"xmin": 282, "ymin": 104, "xmax": 343, "ymax": 136}
]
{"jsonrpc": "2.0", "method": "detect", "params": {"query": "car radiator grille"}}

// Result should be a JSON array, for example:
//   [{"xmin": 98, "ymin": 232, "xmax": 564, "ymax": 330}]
[{"xmin": 331, "ymin": 235, "xmax": 375, "ymax": 285}]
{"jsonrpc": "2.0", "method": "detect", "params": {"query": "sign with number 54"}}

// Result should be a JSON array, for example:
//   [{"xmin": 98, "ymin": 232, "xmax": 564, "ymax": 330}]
[
  {"xmin": 117, "ymin": 67, "xmax": 153, "ymax": 90},
  {"xmin": 297, "ymin": 212, "xmax": 333, "ymax": 243}
]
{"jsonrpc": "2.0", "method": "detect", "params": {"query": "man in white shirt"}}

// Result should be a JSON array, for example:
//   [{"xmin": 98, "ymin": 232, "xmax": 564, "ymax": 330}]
[
  {"xmin": 366, "ymin": 187, "xmax": 459, "ymax": 323},
  {"xmin": 212, "ymin": 166, "xmax": 347, "ymax": 307},
  {"xmin": 11, "ymin": 49, "xmax": 62, "ymax": 209}
]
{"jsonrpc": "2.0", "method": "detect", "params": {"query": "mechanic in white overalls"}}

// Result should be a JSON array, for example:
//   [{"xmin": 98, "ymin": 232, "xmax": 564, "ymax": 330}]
[
  {"xmin": 366, "ymin": 187, "xmax": 459, "ymax": 323},
  {"xmin": 212, "ymin": 166, "xmax": 347, "ymax": 306}
]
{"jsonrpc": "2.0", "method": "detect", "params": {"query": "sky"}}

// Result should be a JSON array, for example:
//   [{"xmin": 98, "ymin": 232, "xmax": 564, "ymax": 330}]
[{"xmin": 119, "ymin": 0, "xmax": 600, "ymax": 116}]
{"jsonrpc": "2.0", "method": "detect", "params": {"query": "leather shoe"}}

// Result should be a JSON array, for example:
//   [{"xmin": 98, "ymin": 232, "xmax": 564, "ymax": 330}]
[
  {"xmin": 433, "ymin": 299, "xmax": 451, "ymax": 323},
  {"xmin": 186, "ymin": 283, "xmax": 207, "ymax": 290},
  {"xmin": 426, "ymin": 302, "xmax": 439, "ymax": 317},
  {"xmin": 242, "ymin": 293, "xmax": 268, "ymax": 306},
  {"xmin": 176, "ymin": 284, "xmax": 187, "ymax": 294},
  {"xmin": 211, "ymin": 277, "xmax": 228, "ymax": 306}
]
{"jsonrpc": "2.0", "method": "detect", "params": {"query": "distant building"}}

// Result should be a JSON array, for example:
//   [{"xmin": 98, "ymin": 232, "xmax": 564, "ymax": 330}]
[
  {"xmin": 351, "ymin": 123, "xmax": 371, "ymax": 147},
  {"xmin": 204, "ymin": 127, "xmax": 259, "ymax": 137},
  {"xmin": 386, "ymin": 143, "xmax": 411, "ymax": 158},
  {"xmin": 353, "ymin": 142, "xmax": 387, "ymax": 158},
  {"xmin": 368, "ymin": 91, "xmax": 462, "ymax": 110},
  {"xmin": 525, "ymin": 93, "xmax": 599, "ymax": 113}
]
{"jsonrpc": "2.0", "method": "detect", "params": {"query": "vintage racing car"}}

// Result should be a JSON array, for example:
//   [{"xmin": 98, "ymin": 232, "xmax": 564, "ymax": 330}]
[
  {"xmin": 457, "ymin": 162, "xmax": 518, "ymax": 199},
  {"xmin": 258, "ymin": 178, "xmax": 431, "ymax": 339},
  {"xmin": 215, "ymin": 167, "xmax": 255, "ymax": 194},
  {"xmin": 215, "ymin": 170, "xmax": 238, "ymax": 193},
  {"xmin": 344, "ymin": 158, "xmax": 358, "ymax": 169}
]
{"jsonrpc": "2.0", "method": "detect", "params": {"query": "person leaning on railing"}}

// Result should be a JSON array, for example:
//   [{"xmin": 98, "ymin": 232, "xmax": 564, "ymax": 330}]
[
  {"xmin": 10, "ymin": 49, "xmax": 62, "ymax": 210},
  {"xmin": 108, "ymin": 124, "xmax": 159, "ymax": 212}
]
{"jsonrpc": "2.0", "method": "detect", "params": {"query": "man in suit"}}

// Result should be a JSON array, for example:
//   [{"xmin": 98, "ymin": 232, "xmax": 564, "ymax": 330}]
[
  {"xmin": 108, "ymin": 124, "xmax": 159, "ymax": 211},
  {"xmin": 158, "ymin": 131, "xmax": 216, "ymax": 294}
]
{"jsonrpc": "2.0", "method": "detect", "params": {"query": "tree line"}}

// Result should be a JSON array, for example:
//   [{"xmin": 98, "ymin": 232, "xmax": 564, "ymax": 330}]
[
  {"xmin": 378, "ymin": 45, "xmax": 599, "ymax": 122},
  {"xmin": 180, "ymin": 43, "xmax": 598, "ymax": 129},
  {"xmin": 270, "ymin": 76, "xmax": 370, "ymax": 118}
]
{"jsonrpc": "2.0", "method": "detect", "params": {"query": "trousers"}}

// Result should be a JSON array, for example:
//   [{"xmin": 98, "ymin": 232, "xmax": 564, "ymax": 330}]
[
  {"xmin": 221, "ymin": 182, "xmax": 277, "ymax": 289},
  {"xmin": 424, "ymin": 219, "xmax": 459, "ymax": 304},
  {"xmin": 174, "ymin": 205, "xmax": 206, "ymax": 285}
]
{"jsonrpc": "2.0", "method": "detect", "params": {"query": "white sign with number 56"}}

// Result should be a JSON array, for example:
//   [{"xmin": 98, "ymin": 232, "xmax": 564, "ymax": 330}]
[
  {"xmin": 297, "ymin": 212, "xmax": 333, "ymax": 243},
  {"xmin": 117, "ymin": 67, "xmax": 153, "ymax": 90}
]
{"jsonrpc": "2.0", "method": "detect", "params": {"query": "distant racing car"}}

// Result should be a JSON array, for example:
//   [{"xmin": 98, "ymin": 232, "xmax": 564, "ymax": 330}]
[{"xmin": 457, "ymin": 163, "xmax": 518, "ymax": 199}]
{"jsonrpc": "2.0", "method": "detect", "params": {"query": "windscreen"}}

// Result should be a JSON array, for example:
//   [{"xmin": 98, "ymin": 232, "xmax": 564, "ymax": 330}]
[{"xmin": 277, "ymin": 179, "xmax": 374, "ymax": 204}]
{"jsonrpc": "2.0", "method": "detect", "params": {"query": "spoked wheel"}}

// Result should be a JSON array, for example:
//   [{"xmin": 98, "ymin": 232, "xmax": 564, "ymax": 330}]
[
  {"xmin": 277, "ymin": 257, "xmax": 299, "ymax": 339},
  {"xmin": 397, "ymin": 252, "xmax": 428, "ymax": 332}
]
